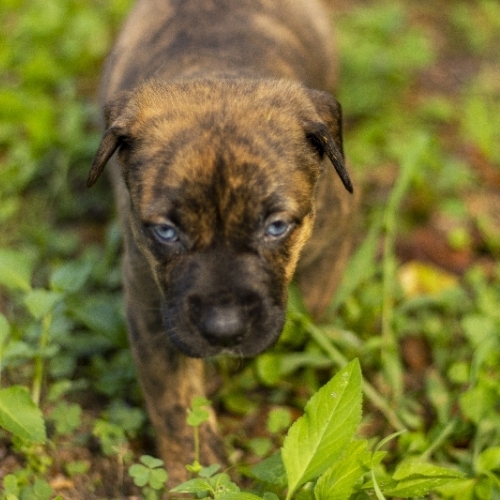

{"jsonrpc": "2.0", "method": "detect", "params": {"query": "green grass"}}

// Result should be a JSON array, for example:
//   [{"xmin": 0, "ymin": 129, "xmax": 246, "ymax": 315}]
[{"xmin": 1, "ymin": 0, "xmax": 500, "ymax": 498}]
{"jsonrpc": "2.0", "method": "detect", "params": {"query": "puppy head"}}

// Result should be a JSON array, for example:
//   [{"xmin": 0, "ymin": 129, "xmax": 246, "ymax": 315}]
[{"xmin": 88, "ymin": 78, "xmax": 352, "ymax": 357}]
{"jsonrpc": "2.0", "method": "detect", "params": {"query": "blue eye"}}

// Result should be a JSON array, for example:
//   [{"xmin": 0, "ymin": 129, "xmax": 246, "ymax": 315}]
[
  {"xmin": 265, "ymin": 219, "xmax": 290, "ymax": 238},
  {"xmin": 152, "ymin": 224, "xmax": 179, "ymax": 243}
]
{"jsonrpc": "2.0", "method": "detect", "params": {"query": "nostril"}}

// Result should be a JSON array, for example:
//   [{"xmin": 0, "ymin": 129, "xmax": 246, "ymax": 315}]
[{"xmin": 187, "ymin": 295, "xmax": 202, "ymax": 324}]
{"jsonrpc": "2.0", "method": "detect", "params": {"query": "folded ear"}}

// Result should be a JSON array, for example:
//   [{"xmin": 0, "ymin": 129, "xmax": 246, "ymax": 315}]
[
  {"xmin": 86, "ymin": 92, "xmax": 131, "ymax": 188},
  {"xmin": 304, "ymin": 89, "xmax": 353, "ymax": 194}
]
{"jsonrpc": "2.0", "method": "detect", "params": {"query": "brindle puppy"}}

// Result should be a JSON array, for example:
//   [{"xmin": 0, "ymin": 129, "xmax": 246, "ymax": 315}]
[{"xmin": 88, "ymin": 0, "xmax": 356, "ymax": 484}]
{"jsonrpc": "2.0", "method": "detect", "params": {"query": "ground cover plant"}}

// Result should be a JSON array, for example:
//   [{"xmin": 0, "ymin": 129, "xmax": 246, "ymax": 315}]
[{"xmin": 0, "ymin": 0, "xmax": 499, "ymax": 498}]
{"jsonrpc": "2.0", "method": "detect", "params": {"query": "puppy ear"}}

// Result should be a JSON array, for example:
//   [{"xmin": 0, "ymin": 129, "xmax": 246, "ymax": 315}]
[
  {"xmin": 304, "ymin": 90, "xmax": 353, "ymax": 194},
  {"xmin": 86, "ymin": 92, "xmax": 131, "ymax": 188}
]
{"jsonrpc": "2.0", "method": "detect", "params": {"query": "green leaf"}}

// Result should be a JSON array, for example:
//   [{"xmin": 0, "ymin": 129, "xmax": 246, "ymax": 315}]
[
  {"xmin": 249, "ymin": 437, "xmax": 273, "ymax": 457},
  {"xmin": 129, "ymin": 463, "xmax": 150, "ymax": 487},
  {"xmin": 267, "ymin": 408, "xmax": 292, "ymax": 434},
  {"xmin": 460, "ymin": 384, "xmax": 497, "ymax": 424},
  {"xmin": 0, "ymin": 313, "xmax": 11, "ymax": 345},
  {"xmin": 383, "ymin": 460, "xmax": 465, "ymax": 497},
  {"xmin": 217, "ymin": 494, "xmax": 263, "ymax": 500},
  {"xmin": 24, "ymin": 289, "xmax": 63, "ymax": 319},
  {"xmin": 477, "ymin": 446, "xmax": 500, "ymax": 473},
  {"xmin": 314, "ymin": 440, "xmax": 386, "ymax": 500},
  {"xmin": 282, "ymin": 359, "xmax": 362, "ymax": 498},
  {"xmin": 93, "ymin": 419, "xmax": 127, "ymax": 456},
  {"xmin": 263, "ymin": 494, "xmax": 280, "ymax": 500},
  {"xmin": 199, "ymin": 464, "xmax": 222, "ymax": 478},
  {"xmin": 139, "ymin": 455, "xmax": 164, "ymax": 469},
  {"xmin": 392, "ymin": 461, "xmax": 465, "ymax": 481},
  {"xmin": 256, "ymin": 353, "xmax": 282, "ymax": 385},
  {"xmin": 2, "ymin": 474, "xmax": 19, "ymax": 496},
  {"xmin": 251, "ymin": 451, "xmax": 287, "ymax": 487},
  {"xmin": 49, "ymin": 401, "xmax": 82, "ymax": 436},
  {"xmin": 187, "ymin": 396, "xmax": 211, "ymax": 426},
  {"xmin": 65, "ymin": 460, "xmax": 90, "ymax": 477},
  {"xmin": 0, "ymin": 386, "xmax": 46, "ymax": 443},
  {"xmin": 212, "ymin": 472, "xmax": 240, "ymax": 496},
  {"xmin": 0, "ymin": 249, "xmax": 33, "ymax": 292},
  {"xmin": 70, "ymin": 295, "xmax": 125, "ymax": 345},
  {"xmin": 47, "ymin": 379, "xmax": 73, "ymax": 402},
  {"xmin": 170, "ymin": 477, "xmax": 212, "ymax": 494},
  {"xmin": 50, "ymin": 260, "xmax": 92, "ymax": 293},
  {"xmin": 192, "ymin": 396, "xmax": 211, "ymax": 408},
  {"xmin": 31, "ymin": 478, "xmax": 54, "ymax": 500},
  {"xmin": 149, "ymin": 467, "xmax": 168, "ymax": 490}
]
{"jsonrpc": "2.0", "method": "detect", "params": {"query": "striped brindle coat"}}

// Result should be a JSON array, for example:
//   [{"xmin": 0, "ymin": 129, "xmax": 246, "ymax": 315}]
[{"xmin": 88, "ymin": 0, "xmax": 356, "ymax": 484}]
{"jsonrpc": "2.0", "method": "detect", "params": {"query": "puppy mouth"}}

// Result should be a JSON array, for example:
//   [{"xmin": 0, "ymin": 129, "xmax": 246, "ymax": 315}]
[{"xmin": 160, "ymin": 298, "xmax": 286, "ymax": 358}]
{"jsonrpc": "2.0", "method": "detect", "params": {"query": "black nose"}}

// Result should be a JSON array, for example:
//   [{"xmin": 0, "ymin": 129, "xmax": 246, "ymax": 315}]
[
  {"xmin": 188, "ymin": 294, "xmax": 259, "ymax": 347},
  {"xmin": 201, "ymin": 305, "xmax": 245, "ymax": 346}
]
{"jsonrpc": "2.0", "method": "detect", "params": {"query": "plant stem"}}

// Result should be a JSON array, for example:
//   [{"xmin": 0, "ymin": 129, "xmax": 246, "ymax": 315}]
[
  {"xmin": 380, "ymin": 134, "xmax": 429, "ymax": 402},
  {"xmin": 0, "ymin": 344, "xmax": 3, "ymax": 388},
  {"xmin": 307, "ymin": 323, "xmax": 405, "ymax": 431},
  {"xmin": 192, "ymin": 425, "xmax": 201, "ymax": 472},
  {"xmin": 32, "ymin": 312, "xmax": 52, "ymax": 406},
  {"xmin": 420, "ymin": 419, "xmax": 457, "ymax": 461},
  {"xmin": 381, "ymin": 210, "xmax": 403, "ymax": 402}
]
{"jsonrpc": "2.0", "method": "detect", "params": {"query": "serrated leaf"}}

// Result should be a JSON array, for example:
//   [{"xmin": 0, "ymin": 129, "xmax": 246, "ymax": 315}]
[
  {"xmin": 0, "ymin": 386, "xmax": 46, "ymax": 443},
  {"xmin": 0, "ymin": 249, "xmax": 33, "ymax": 292},
  {"xmin": 199, "ymin": 464, "xmax": 222, "ymax": 478},
  {"xmin": 384, "ymin": 460, "xmax": 465, "ymax": 497},
  {"xmin": 384, "ymin": 476, "xmax": 462, "ymax": 498},
  {"xmin": 217, "ymin": 494, "xmax": 263, "ymax": 500},
  {"xmin": 170, "ymin": 477, "xmax": 212, "ymax": 494},
  {"xmin": 24, "ymin": 289, "xmax": 63, "ymax": 319},
  {"xmin": 282, "ymin": 359, "xmax": 362, "ymax": 498},
  {"xmin": 314, "ymin": 440, "xmax": 386, "ymax": 500},
  {"xmin": 212, "ymin": 472, "xmax": 239, "ymax": 495},
  {"xmin": 392, "ymin": 461, "xmax": 464, "ymax": 481}
]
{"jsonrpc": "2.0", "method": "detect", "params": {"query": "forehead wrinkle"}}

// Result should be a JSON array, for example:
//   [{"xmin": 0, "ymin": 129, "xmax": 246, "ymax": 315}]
[
  {"xmin": 133, "ymin": 110, "xmax": 314, "ymax": 243},
  {"xmin": 138, "ymin": 124, "xmax": 218, "ymax": 219}
]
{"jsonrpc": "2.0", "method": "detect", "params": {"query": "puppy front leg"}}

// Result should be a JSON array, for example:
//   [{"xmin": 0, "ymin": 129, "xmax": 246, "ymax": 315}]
[{"xmin": 123, "ymin": 257, "xmax": 225, "ymax": 484}]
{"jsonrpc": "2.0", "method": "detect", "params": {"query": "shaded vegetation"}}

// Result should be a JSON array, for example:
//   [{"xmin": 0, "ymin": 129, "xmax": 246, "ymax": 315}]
[{"xmin": 0, "ymin": 0, "xmax": 499, "ymax": 498}]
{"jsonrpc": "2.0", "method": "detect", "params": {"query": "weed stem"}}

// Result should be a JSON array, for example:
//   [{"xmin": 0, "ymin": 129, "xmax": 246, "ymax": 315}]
[
  {"xmin": 307, "ymin": 323, "xmax": 405, "ymax": 431},
  {"xmin": 32, "ymin": 312, "xmax": 52, "ymax": 406},
  {"xmin": 420, "ymin": 418, "xmax": 457, "ymax": 461},
  {"xmin": 381, "ymin": 134, "xmax": 429, "ymax": 402}
]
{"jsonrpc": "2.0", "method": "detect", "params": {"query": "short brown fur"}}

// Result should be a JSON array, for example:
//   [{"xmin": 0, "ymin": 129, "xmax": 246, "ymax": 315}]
[{"xmin": 89, "ymin": 0, "xmax": 357, "ymax": 484}]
